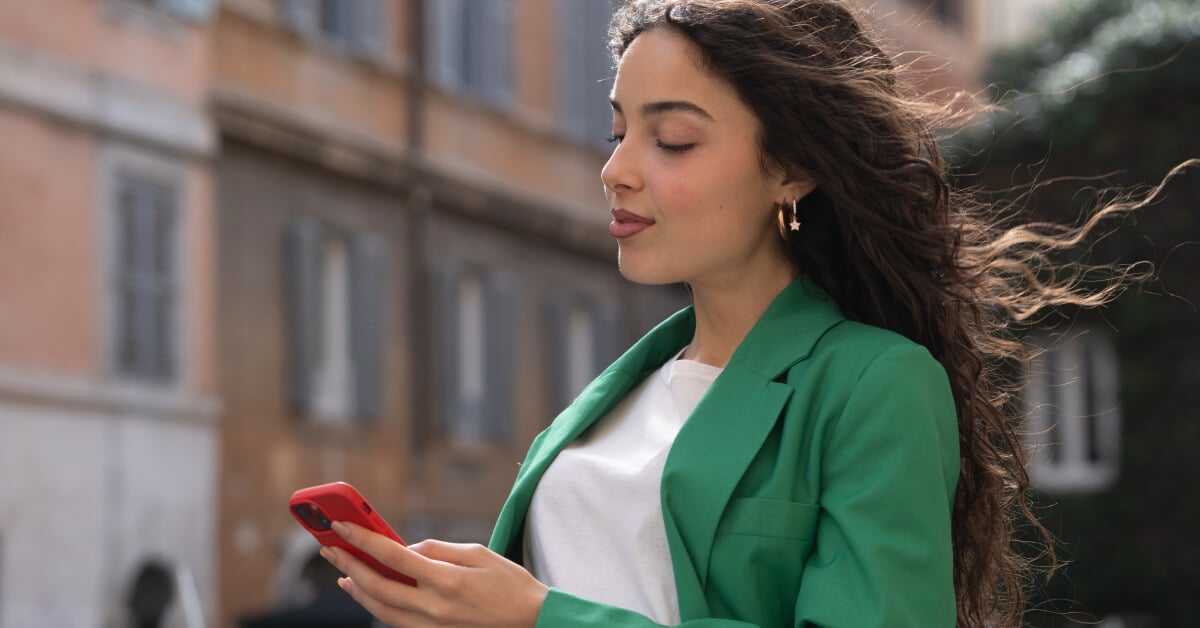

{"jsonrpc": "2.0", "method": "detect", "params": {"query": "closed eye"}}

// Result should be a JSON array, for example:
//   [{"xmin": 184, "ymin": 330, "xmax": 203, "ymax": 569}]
[{"xmin": 657, "ymin": 140, "xmax": 695, "ymax": 154}]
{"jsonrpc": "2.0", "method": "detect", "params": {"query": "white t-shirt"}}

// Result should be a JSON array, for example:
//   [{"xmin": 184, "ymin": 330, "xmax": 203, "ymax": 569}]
[{"xmin": 524, "ymin": 351, "xmax": 723, "ymax": 624}]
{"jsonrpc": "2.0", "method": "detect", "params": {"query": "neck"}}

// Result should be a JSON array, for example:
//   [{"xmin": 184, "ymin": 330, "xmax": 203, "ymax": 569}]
[{"xmin": 682, "ymin": 265, "xmax": 798, "ymax": 368}]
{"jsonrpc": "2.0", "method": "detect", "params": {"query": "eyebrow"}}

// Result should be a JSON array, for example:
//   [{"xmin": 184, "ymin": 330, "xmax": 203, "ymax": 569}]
[{"xmin": 610, "ymin": 99, "xmax": 715, "ymax": 121}]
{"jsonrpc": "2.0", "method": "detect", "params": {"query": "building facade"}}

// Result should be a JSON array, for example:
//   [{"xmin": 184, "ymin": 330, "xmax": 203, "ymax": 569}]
[
  {"xmin": 0, "ymin": 1, "xmax": 221, "ymax": 626},
  {"xmin": 0, "ymin": 1, "xmax": 1001, "ymax": 626}
]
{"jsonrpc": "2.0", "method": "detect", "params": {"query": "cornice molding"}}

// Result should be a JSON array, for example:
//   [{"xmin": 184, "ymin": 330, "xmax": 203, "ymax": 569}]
[
  {"xmin": 0, "ymin": 41, "xmax": 215, "ymax": 158},
  {"xmin": 212, "ymin": 89, "xmax": 614, "ymax": 259}
]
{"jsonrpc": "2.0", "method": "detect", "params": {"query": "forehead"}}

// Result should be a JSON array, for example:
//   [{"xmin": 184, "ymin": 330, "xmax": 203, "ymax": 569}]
[{"xmin": 612, "ymin": 29, "xmax": 746, "ymax": 122}]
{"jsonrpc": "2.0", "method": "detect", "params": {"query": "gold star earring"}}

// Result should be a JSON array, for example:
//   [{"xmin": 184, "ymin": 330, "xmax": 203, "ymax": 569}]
[{"xmin": 788, "ymin": 198, "xmax": 801, "ymax": 231}]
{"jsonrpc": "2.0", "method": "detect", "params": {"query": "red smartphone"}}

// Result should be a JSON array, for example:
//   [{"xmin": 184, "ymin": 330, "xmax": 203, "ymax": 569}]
[{"xmin": 288, "ymin": 482, "xmax": 417, "ymax": 586}]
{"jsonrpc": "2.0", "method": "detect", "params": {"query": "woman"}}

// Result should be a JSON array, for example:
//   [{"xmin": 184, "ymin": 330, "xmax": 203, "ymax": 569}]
[{"xmin": 317, "ymin": 1, "xmax": 1148, "ymax": 625}]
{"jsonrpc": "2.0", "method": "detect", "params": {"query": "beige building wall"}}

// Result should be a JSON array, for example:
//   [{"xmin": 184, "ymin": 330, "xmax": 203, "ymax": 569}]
[{"xmin": 0, "ymin": 1, "xmax": 220, "ymax": 626}]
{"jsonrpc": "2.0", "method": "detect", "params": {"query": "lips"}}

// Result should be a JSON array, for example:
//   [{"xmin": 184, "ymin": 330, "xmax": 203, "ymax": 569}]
[{"xmin": 610, "ymin": 209, "xmax": 655, "ymax": 239}]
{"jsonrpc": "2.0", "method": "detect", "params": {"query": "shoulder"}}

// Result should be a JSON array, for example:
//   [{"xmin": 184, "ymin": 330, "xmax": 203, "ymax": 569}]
[
  {"xmin": 795, "ymin": 319, "xmax": 946, "ymax": 386},
  {"xmin": 781, "ymin": 320, "xmax": 957, "ymax": 449}
]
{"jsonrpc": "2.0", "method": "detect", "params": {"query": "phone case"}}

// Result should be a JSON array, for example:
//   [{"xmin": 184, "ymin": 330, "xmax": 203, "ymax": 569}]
[{"xmin": 289, "ymin": 482, "xmax": 417, "ymax": 586}]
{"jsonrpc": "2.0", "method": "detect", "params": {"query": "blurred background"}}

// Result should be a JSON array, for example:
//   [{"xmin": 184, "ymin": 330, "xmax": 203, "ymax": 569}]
[{"xmin": 0, "ymin": 0, "xmax": 1195, "ymax": 626}]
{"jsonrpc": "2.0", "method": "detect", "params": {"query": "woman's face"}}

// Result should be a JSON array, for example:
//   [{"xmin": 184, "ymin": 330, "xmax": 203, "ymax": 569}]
[{"xmin": 602, "ymin": 28, "xmax": 810, "ymax": 289}]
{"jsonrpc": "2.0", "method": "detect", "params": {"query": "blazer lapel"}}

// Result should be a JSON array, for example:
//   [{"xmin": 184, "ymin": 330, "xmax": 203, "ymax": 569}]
[
  {"xmin": 660, "ymin": 278, "xmax": 845, "ymax": 617},
  {"xmin": 489, "ymin": 306, "xmax": 698, "ymax": 559},
  {"xmin": 661, "ymin": 370, "xmax": 793, "ymax": 618}
]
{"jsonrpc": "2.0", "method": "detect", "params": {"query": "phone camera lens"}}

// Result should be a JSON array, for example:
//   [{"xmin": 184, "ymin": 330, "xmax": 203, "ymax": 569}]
[{"xmin": 293, "ymin": 503, "xmax": 332, "ymax": 532}]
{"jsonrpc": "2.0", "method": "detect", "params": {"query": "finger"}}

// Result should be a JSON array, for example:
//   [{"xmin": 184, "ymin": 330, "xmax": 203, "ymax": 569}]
[
  {"xmin": 332, "ymin": 521, "xmax": 443, "ymax": 582},
  {"xmin": 338, "ymin": 577, "xmax": 433, "ymax": 628},
  {"xmin": 407, "ymin": 539, "xmax": 493, "ymax": 568},
  {"xmin": 322, "ymin": 546, "xmax": 437, "ymax": 614}
]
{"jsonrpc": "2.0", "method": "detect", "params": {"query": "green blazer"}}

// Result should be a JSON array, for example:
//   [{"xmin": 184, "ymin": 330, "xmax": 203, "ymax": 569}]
[{"xmin": 489, "ymin": 279, "xmax": 959, "ymax": 627}]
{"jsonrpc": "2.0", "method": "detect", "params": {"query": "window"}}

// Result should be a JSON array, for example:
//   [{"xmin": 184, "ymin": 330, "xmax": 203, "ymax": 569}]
[
  {"xmin": 1024, "ymin": 330, "xmax": 1122, "ymax": 493},
  {"xmin": 425, "ymin": 0, "xmax": 514, "ymax": 107},
  {"xmin": 431, "ymin": 261, "xmax": 518, "ymax": 442},
  {"xmin": 121, "ymin": 0, "xmax": 216, "ymax": 21},
  {"xmin": 544, "ymin": 292, "xmax": 621, "ymax": 414},
  {"xmin": 280, "ymin": 0, "xmax": 387, "ymax": 57},
  {"xmin": 557, "ymin": 0, "xmax": 618, "ymax": 147},
  {"xmin": 286, "ymin": 217, "xmax": 386, "ymax": 422},
  {"xmin": 111, "ymin": 172, "xmax": 181, "ymax": 384}
]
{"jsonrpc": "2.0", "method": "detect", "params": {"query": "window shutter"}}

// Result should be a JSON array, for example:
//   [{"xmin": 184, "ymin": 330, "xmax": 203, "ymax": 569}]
[
  {"xmin": 556, "ymin": 0, "xmax": 586, "ymax": 135},
  {"xmin": 478, "ymin": 0, "xmax": 513, "ymax": 106},
  {"xmin": 483, "ymin": 269, "xmax": 518, "ymax": 441},
  {"xmin": 543, "ymin": 293, "xmax": 573, "ymax": 414},
  {"xmin": 147, "ymin": 186, "xmax": 178, "ymax": 381},
  {"xmin": 350, "ymin": 0, "xmax": 386, "ymax": 57},
  {"xmin": 286, "ymin": 216, "xmax": 324, "ymax": 414},
  {"xmin": 280, "ymin": 0, "xmax": 320, "ymax": 37},
  {"xmin": 116, "ymin": 183, "xmax": 142, "ymax": 378},
  {"xmin": 432, "ymin": 260, "xmax": 462, "ymax": 438},
  {"xmin": 114, "ymin": 175, "xmax": 178, "ymax": 383},
  {"xmin": 586, "ymin": 1, "xmax": 618, "ymax": 147},
  {"xmin": 558, "ymin": 0, "xmax": 616, "ymax": 144},
  {"xmin": 157, "ymin": 0, "xmax": 216, "ymax": 21},
  {"xmin": 349, "ymin": 232, "xmax": 386, "ymax": 421},
  {"xmin": 425, "ymin": 0, "xmax": 463, "ymax": 90}
]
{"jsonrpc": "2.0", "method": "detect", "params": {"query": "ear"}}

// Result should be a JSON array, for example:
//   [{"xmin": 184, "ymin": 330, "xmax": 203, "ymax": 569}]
[{"xmin": 776, "ymin": 171, "xmax": 818, "ymax": 206}]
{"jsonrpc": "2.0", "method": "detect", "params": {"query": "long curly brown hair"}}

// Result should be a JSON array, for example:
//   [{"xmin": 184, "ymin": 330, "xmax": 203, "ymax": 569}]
[{"xmin": 610, "ymin": 1, "xmax": 1184, "ymax": 625}]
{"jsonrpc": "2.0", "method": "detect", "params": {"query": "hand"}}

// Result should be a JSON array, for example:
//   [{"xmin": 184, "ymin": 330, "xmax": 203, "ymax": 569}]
[{"xmin": 320, "ymin": 521, "xmax": 548, "ymax": 628}]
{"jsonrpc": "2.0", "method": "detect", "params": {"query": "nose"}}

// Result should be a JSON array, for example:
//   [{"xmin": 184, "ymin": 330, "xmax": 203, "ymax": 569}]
[{"xmin": 601, "ymin": 139, "xmax": 640, "ymax": 198}]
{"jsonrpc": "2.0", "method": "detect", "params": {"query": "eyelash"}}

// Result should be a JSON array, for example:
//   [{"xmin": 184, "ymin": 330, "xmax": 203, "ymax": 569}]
[{"xmin": 605, "ymin": 135, "xmax": 696, "ymax": 154}]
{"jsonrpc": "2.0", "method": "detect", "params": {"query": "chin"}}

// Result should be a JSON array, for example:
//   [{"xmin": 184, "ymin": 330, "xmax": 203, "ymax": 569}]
[{"xmin": 616, "ymin": 253, "xmax": 683, "ymax": 286}]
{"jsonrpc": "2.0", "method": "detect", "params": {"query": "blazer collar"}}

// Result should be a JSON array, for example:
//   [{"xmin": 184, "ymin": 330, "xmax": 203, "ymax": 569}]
[
  {"xmin": 489, "ymin": 278, "xmax": 846, "ymax": 572},
  {"xmin": 724, "ymin": 276, "xmax": 845, "ymax": 379}
]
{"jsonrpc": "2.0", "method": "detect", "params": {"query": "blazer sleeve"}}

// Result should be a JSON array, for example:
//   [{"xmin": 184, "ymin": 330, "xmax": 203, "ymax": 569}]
[
  {"xmin": 536, "ymin": 588, "xmax": 758, "ymax": 627},
  {"xmin": 793, "ymin": 343, "xmax": 960, "ymax": 626}
]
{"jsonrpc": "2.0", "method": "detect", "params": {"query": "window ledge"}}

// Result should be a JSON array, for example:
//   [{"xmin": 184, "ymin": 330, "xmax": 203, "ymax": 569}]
[{"xmin": 0, "ymin": 365, "xmax": 221, "ymax": 424}]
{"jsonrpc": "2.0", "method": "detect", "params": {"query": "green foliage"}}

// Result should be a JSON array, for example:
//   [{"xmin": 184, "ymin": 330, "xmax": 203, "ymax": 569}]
[
  {"xmin": 952, "ymin": 1, "xmax": 1200, "ymax": 625},
  {"xmin": 967, "ymin": 0, "xmax": 1200, "ymax": 177}
]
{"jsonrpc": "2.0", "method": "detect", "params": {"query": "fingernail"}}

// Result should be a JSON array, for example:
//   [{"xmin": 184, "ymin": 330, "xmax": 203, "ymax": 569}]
[
  {"xmin": 332, "ymin": 521, "xmax": 350, "ymax": 538},
  {"xmin": 320, "ymin": 547, "xmax": 335, "ymax": 561},
  {"xmin": 338, "ymin": 577, "xmax": 350, "ymax": 590}
]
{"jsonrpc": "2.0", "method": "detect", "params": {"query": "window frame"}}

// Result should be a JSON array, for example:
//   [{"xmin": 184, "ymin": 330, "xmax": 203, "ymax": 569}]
[
  {"xmin": 280, "ymin": 0, "xmax": 388, "ymax": 58},
  {"xmin": 99, "ymin": 144, "xmax": 189, "ymax": 389},
  {"xmin": 556, "ymin": 0, "xmax": 618, "ymax": 148},
  {"xmin": 1023, "ymin": 329, "xmax": 1122, "ymax": 493},
  {"xmin": 111, "ymin": 0, "xmax": 216, "ymax": 23},
  {"xmin": 424, "ymin": 0, "xmax": 515, "ymax": 108},
  {"xmin": 284, "ymin": 216, "xmax": 387, "ymax": 423},
  {"xmin": 430, "ymin": 259, "xmax": 518, "ymax": 444},
  {"xmin": 543, "ymin": 289, "xmax": 621, "ymax": 417}
]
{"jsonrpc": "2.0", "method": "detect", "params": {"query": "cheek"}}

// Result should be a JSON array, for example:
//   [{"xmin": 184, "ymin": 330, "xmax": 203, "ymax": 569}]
[{"xmin": 654, "ymin": 170, "xmax": 705, "ymax": 217}]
